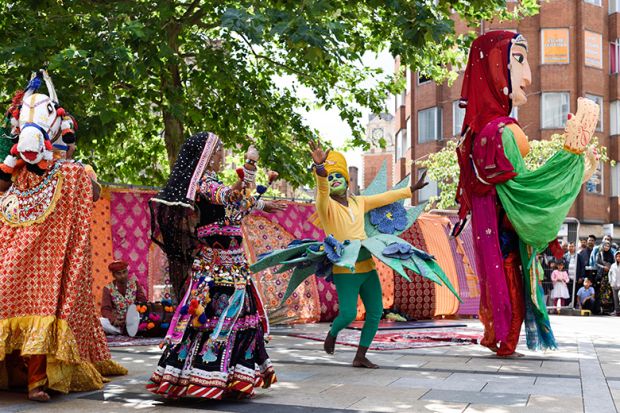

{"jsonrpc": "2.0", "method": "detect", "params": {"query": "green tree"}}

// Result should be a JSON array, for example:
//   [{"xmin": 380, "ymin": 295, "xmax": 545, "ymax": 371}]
[
  {"xmin": 0, "ymin": 0, "xmax": 539, "ymax": 186},
  {"xmin": 417, "ymin": 135, "xmax": 611, "ymax": 210}
]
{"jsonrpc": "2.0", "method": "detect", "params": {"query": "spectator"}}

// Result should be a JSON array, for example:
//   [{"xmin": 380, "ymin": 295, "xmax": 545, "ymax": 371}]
[
  {"xmin": 564, "ymin": 242, "xmax": 581, "ymax": 304},
  {"xmin": 608, "ymin": 251, "xmax": 620, "ymax": 316},
  {"xmin": 100, "ymin": 260, "xmax": 147, "ymax": 335},
  {"xmin": 577, "ymin": 278, "xmax": 596, "ymax": 313},
  {"xmin": 589, "ymin": 235, "xmax": 614, "ymax": 268},
  {"xmin": 596, "ymin": 241, "xmax": 615, "ymax": 314},
  {"xmin": 578, "ymin": 239, "xmax": 587, "ymax": 253},
  {"xmin": 577, "ymin": 235, "xmax": 596, "ymax": 285},
  {"xmin": 550, "ymin": 260, "xmax": 570, "ymax": 311}
]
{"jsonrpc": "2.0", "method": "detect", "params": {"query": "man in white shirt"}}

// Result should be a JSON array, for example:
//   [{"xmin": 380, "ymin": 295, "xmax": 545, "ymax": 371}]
[{"xmin": 564, "ymin": 242, "xmax": 578, "ymax": 304}]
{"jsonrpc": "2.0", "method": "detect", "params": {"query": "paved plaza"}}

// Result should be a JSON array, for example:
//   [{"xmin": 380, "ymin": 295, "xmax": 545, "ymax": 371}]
[{"xmin": 2, "ymin": 315, "xmax": 620, "ymax": 413}]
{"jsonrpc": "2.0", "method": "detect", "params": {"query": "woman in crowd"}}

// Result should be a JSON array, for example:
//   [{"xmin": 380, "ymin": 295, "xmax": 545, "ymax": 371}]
[
  {"xmin": 147, "ymin": 132, "xmax": 283, "ymax": 400},
  {"xmin": 596, "ymin": 241, "xmax": 615, "ymax": 313}
]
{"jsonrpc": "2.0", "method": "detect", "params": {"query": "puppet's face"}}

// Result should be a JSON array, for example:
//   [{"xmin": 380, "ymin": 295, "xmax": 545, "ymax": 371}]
[
  {"xmin": 509, "ymin": 43, "xmax": 531, "ymax": 107},
  {"xmin": 328, "ymin": 172, "xmax": 347, "ymax": 196}
]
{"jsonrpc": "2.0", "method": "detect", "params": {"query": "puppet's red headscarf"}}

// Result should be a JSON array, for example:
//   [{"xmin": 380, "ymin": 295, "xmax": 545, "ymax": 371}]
[{"xmin": 453, "ymin": 31, "xmax": 520, "ymax": 231}]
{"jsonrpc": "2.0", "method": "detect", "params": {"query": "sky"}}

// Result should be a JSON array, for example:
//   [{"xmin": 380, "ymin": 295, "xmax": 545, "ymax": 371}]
[{"xmin": 294, "ymin": 50, "xmax": 395, "ymax": 182}]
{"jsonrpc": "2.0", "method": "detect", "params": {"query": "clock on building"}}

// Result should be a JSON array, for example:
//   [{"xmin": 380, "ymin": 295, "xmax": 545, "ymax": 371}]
[{"xmin": 372, "ymin": 128, "xmax": 384, "ymax": 140}]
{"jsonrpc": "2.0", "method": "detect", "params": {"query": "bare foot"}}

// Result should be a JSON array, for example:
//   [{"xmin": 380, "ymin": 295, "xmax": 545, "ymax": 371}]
[
  {"xmin": 352, "ymin": 357, "xmax": 379, "ymax": 369},
  {"xmin": 323, "ymin": 333, "xmax": 336, "ymax": 355},
  {"xmin": 497, "ymin": 351, "xmax": 525, "ymax": 358},
  {"xmin": 28, "ymin": 388, "xmax": 50, "ymax": 402}
]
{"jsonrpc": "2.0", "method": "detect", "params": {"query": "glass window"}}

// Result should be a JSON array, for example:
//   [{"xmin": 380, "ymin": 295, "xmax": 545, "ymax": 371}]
[
  {"xmin": 418, "ymin": 107, "xmax": 443, "ymax": 143},
  {"xmin": 541, "ymin": 92, "xmax": 570, "ymax": 129},
  {"xmin": 612, "ymin": 0, "xmax": 620, "ymax": 13},
  {"xmin": 394, "ymin": 128, "xmax": 405, "ymax": 161},
  {"xmin": 585, "ymin": 31, "xmax": 603, "ymax": 68},
  {"xmin": 541, "ymin": 28, "xmax": 570, "ymax": 64},
  {"xmin": 510, "ymin": 106, "xmax": 519, "ymax": 120},
  {"xmin": 585, "ymin": 94, "xmax": 603, "ymax": 132},
  {"xmin": 417, "ymin": 168, "xmax": 438, "ymax": 203},
  {"xmin": 610, "ymin": 40, "xmax": 620, "ymax": 74},
  {"xmin": 612, "ymin": 164, "xmax": 620, "ymax": 196},
  {"xmin": 611, "ymin": 101, "xmax": 620, "ymax": 135},
  {"xmin": 586, "ymin": 162, "xmax": 604, "ymax": 195},
  {"xmin": 404, "ymin": 116, "xmax": 411, "ymax": 157},
  {"xmin": 452, "ymin": 101, "xmax": 465, "ymax": 136},
  {"xmin": 585, "ymin": 0, "xmax": 601, "ymax": 5},
  {"xmin": 417, "ymin": 73, "xmax": 431, "ymax": 85}
]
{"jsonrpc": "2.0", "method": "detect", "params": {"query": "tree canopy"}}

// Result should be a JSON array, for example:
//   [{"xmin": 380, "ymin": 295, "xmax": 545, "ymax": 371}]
[{"xmin": 0, "ymin": 0, "xmax": 538, "ymax": 186}]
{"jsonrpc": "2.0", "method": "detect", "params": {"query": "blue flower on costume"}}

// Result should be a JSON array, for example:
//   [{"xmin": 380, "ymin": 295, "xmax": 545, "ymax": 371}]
[
  {"xmin": 382, "ymin": 242, "xmax": 415, "ymax": 260},
  {"xmin": 323, "ymin": 235, "xmax": 345, "ymax": 263},
  {"xmin": 369, "ymin": 203, "xmax": 408, "ymax": 234}
]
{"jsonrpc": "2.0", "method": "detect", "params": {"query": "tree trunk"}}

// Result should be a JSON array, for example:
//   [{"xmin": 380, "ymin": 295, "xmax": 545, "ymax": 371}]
[{"xmin": 161, "ymin": 22, "xmax": 184, "ymax": 169}]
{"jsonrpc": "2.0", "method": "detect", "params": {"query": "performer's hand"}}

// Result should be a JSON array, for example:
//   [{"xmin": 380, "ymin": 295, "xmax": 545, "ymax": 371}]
[
  {"xmin": 229, "ymin": 189, "xmax": 243, "ymax": 203},
  {"xmin": 411, "ymin": 170, "xmax": 429, "ymax": 192},
  {"xmin": 309, "ymin": 139, "xmax": 330, "ymax": 165},
  {"xmin": 263, "ymin": 200, "xmax": 287, "ymax": 214}
]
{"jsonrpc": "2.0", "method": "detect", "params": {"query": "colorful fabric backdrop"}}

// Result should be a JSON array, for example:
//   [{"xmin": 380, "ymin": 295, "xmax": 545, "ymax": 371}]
[{"xmin": 91, "ymin": 187, "xmax": 481, "ymax": 321}]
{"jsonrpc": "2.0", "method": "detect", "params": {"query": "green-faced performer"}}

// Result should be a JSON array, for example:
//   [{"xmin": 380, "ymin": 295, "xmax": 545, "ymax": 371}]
[
  {"xmin": 250, "ymin": 140, "xmax": 460, "ymax": 369},
  {"xmin": 309, "ymin": 140, "xmax": 427, "ymax": 368}
]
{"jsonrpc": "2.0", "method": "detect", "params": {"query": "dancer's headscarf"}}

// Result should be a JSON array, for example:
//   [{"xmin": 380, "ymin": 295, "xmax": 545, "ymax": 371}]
[
  {"xmin": 150, "ymin": 132, "xmax": 220, "ymax": 300},
  {"xmin": 454, "ymin": 30, "xmax": 524, "ymax": 230}
]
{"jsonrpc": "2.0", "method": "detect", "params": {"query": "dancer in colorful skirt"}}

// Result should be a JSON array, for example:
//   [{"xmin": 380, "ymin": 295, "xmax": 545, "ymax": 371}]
[
  {"xmin": 453, "ymin": 31, "xmax": 600, "ymax": 356},
  {"xmin": 0, "ymin": 70, "xmax": 127, "ymax": 401},
  {"xmin": 251, "ymin": 142, "xmax": 460, "ymax": 369},
  {"xmin": 147, "ymin": 132, "xmax": 284, "ymax": 399}
]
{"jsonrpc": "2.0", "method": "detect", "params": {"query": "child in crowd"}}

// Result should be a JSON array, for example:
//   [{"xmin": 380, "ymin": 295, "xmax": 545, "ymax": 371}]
[
  {"xmin": 577, "ymin": 278, "xmax": 596, "ymax": 312},
  {"xmin": 550, "ymin": 260, "xmax": 570, "ymax": 311}
]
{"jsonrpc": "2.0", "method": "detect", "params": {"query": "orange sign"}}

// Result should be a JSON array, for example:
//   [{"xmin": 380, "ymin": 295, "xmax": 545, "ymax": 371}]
[
  {"xmin": 542, "ymin": 28, "xmax": 569, "ymax": 64},
  {"xmin": 585, "ymin": 31, "xmax": 603, "ymax": 68}
]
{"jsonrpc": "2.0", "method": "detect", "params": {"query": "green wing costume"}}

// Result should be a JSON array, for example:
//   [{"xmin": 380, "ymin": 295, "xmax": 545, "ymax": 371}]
[{"xmin": 250, "ymin": 161, "xmax": 461, "ymax": 305}]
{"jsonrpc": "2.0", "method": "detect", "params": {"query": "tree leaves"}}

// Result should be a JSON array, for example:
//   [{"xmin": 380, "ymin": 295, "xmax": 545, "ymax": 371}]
[{"xmin": 0, "ymin": 0, "xmax": 538, "ymax": 187}]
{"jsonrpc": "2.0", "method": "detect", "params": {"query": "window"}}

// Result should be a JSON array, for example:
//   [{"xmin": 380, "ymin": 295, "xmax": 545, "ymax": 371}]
[
  {"xmin": 610, "ymin": 40, "xmax": 620, "ymax": 73},
  {"xmin": 541, "ymin": 28, "xmax": 570, "ymax": 64},
  {"xmin": 585, "ymin": 94, "xmax": 603, "ymax": 131},
  {"xmin": 510, "ymin": 106, "xmax": 519, "ymax": 120},
  {"xmin": 541, "ymin": 92, "xmax": 570, "ymax": 129},
  {"xmin": 612, "ymin": 164, "xmax": 620, "ymax": 196},
  {"xmin": 394, "ymin": 128, "xmax": 405, "ymax": 161},
  {"xmin": 585, "ymin": 31, "xmax": 603, "ymax": 68},
  {"xmin": 403, "ymin": 116, "xmax": 411, "ymax": 157},
  {"xmin": 611, "ymin": 101, "xmax": 620, "ymax": 135},
  {"xmin": 586, "ymin": 162, "xmax": 604, "ymax": 195},
  {"xmin": 585, "ymin": 0, "xmax": 601, "ymax": 5},
  {"xmin": 612, "ymin": 0, "xmax": 620, "ymax": 13},
  {"xmin": 405, "ymin": 68, "xmax": 411, "ymax": 93},
  {"xmin": 417, "ymin": 73, "xmax": 431, "ymax": 85},
  {"xmin": 418, "ymin": 107, "xmax": 443, "ymax": 143},
  {"xmin": 452, "ymin": 101, "xmax": 465, "ymax": 136},
  {"xmin": 417, "ymin": 168, "xmax": 438, "ymax": 203}
]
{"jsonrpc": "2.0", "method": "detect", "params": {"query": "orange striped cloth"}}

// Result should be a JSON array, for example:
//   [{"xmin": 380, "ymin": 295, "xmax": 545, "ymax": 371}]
[
  {"xmin": 90, "ymin": 188, "xmax": 115, "ymax": 314},
  {"xmin": 417, "ymin": 214, "xmax": 460, "ymax": 316}
]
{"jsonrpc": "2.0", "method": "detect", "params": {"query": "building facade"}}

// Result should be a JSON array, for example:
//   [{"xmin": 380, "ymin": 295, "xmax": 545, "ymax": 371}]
[
  {"xmin": 389, "ymin": 0, "xmax": 620, "ymax": 237},
  {"xmin": 363, "ymin": 113, "xmax": 396, "ymax": 189}
]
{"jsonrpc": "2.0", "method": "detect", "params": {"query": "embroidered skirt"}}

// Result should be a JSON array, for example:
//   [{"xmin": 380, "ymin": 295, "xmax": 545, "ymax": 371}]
[{"xmin": 146, "ymin": 244, "xmax": 276, "ymax": 399}]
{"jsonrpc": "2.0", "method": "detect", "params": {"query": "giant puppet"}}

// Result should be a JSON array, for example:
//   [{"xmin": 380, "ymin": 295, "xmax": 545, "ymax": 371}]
[
  {"xmin": 0, "ymin": 70, "xmax": 126, "ymax": 401},
  {"xmin": 453, "ymin": 31, "xmax": 599, "ymax": 356},
  {"xmin": 251, "ymin": 143, "xmax": 461, "ymax": 368}
]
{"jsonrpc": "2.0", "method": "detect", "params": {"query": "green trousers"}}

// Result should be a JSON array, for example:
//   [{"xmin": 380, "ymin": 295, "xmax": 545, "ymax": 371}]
[{"xmin": 329, "ymin": 270, "xmax": 383, "ymax": 348}]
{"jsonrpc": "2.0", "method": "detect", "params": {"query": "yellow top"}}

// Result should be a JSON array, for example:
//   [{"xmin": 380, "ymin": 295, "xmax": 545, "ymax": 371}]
[{"xmin": 315, "ymin": 173, "xmax": 412, "ymax": 273}]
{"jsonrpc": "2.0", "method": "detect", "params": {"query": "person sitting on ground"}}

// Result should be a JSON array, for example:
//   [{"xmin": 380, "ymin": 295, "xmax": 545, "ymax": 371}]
[
  {"xmin": 100, "ymin": 260, "xmax": 147, "ymax": 335},
  {"xmin": 577, "ymin": 278, "xmax": 596, "ymax": 313}
]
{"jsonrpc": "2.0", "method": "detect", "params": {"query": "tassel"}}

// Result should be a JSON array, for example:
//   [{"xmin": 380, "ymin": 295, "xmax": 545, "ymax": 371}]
[
  {"xmin": 180, "ymin": 304, "xmax": 189, "ymax": 315},
  {"xmin": 198, "ymin": 313, "xmax": 207, "ymax": 324},
  {"xmin": 256, "ymin": 185, "xmax": 267, "ymax": 194}
]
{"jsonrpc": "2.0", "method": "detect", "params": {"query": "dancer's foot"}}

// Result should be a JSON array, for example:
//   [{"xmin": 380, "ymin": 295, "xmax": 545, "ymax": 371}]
[
  {"xmin": 352, "ymin": 345, "xmax": 379, "ymax": 368},
  {"xmin": 352, "ymin": 356, "xmax": 379, "ymax": 369},
  {"xmin": 28, "ymin": 387, "xmax": 50, "ymax": 402},
  {"xmin": 497, "ymin": 351, "xmax": 525, "ymax": 358},
  {"xmin": 323, "ymin": 332, "xmax": 336, "ymax": 355}
]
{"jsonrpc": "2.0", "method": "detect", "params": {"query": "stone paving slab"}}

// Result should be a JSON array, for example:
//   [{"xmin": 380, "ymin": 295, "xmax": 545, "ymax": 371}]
[{"xmin": 421, "ymin": 389, "xmax": 529, "ymax": 406}]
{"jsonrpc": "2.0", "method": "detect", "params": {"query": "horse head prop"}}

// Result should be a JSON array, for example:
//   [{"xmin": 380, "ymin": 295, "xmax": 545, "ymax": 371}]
[{"xmin": 0, "ymin": 69, "xmax": 77, "ymax": 175}]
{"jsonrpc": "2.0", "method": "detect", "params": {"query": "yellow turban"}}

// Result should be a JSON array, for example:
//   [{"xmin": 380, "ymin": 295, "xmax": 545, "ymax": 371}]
[{"xmin": 325, "ymin": 151, "xmax": 349, "ymax": 183}]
